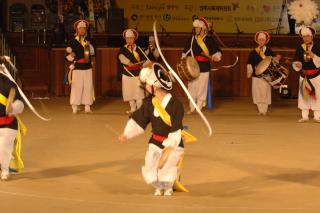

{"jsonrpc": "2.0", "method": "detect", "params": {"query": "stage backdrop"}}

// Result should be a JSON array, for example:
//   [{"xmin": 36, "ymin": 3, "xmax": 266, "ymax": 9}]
[{"xmin": 116, "ymin": 0, "xmax": 320, "ymax": 33}]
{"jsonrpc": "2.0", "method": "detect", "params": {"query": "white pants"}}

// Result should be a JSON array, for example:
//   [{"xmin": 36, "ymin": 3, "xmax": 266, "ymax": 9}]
[
  {"xmin": 252, "ymin": 77, "xmax": 271, "ymax": 113},
  {"xmin": 188, "ymin": 72, "xmax": 209, "ymax": 111},
  {"xmin": 0, "ymin": 128, "xmax": 17, "ymax": 174},
  {"xmin": 70, "ymin": 69, "xmax": 94, "ymax": 106},
  {"xmin": 141, "ymin": 144, "xmax": 184, "ymax": 188}
]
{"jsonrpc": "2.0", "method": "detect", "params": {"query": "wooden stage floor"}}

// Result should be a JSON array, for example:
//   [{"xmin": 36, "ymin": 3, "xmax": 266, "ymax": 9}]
[{"xmin": 1, "ymin": 97, "xmax": 320, "ymax": 213}]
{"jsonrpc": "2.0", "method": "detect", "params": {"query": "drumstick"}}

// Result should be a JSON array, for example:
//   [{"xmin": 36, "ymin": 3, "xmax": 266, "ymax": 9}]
[{"xmin": 105, "ymin": 123, "xmax": 121, "ymax": 136}]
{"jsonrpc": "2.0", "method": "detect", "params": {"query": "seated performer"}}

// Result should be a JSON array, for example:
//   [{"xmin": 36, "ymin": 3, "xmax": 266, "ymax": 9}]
[
  {"xmin": 247, "ymin": 31, "xmax": 280, "ymax": 115},
  {"xmin": 119, "ymin": 63, "xmax": 193, "ymax": 196},
  {"xmin": 65, "ymin": 19, "xmax": 95, "ymax": 114},
  {"xmin": 0, "ymin": 56, "xmax": 25, "ymax": 180},
  {"xmin": 118, "ymin": 29, "xmax": 151, "ymax": 114},
  {"xmin": 182, "ymin": 17, "xmax": 222, "ymax": 113},
  {"xmin": 144, "ymin": 35, "xmax": 161, "ymax": 62},
  {"xmin": 292, "ymin": 26, "xmax": 320, "ymax": 122}
]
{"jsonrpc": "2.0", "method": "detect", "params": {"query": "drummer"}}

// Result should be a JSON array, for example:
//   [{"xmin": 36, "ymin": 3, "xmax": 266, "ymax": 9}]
[
  {"xmin": 247, "ymin": 31, "xmax": 281, "ymax": 115},
  {"xmin": 118, "ymin": 64, "xmax": 193, "ymax": 196},
  {"xmin": 182, "ymin": 17, "xmax": 222, "ymax": 114},
  {"xmin": 292, "ymin": 26, "xmax": 320, "ymax": 122},
  {"xmin": 118, "ymin": 29, "xmax": 151, "ymax": 114}
]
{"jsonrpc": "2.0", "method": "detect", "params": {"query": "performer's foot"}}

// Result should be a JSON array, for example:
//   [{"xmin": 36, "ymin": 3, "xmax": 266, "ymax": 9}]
[
  {"xmin": 163, "ymin": 188, "xmax": 173, "ymax": 196},
  {"xmin": 85, "ymin": 106, "xmax": 92, "ymax": 113},
  {"xmin": 154, "ymin": 189, "xmax": 163, "ymax": 196},
  {"xmin": 85, "ymin": 109, "xmax": 93, "ymax": 114},
  {"xmin": 72, "ymin": 105, "xmax": 79, "ymax": 114},
  {"xmin": 1, "ymin": 173, "xmax": 9, "ymax": 181},
  {"xmin": 298, "ymin": 118, "xmax": 309, "ymax": 123}
]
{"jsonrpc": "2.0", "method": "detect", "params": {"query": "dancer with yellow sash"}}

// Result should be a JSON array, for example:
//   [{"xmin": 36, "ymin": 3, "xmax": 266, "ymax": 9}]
[
  {"xmin": 182, "ymin": 17, "xmax": 222, "ymax": 113},
  {"xmin": 247, "ymin": 31, "xmax": 281, "ymax": 115},
  {"xmin": 292, "ymin": 26, "xmax": 320, "ymax": 122},
  {"xmin": 66, "ymin": 19, "xmax": 95, "ymax": 114},
  {"xmin": 118, "ymin": 29, "xmax": 151, "ymax": 114},
  {"xmin": 118, "ymin": 63, "xmax": 195, "ymax": 196},
  {"xmin": 0, "ymin": 57, "xmax": 25, "ymax": 180}
]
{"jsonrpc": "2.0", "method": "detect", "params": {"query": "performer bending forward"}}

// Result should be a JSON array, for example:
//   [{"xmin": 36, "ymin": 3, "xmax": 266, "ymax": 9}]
[
  {"xmin": 119, "ymin": 64, "xmax": 188, "ymax": 196},
  {"xmin": 182, "ymin": 17, "xmax": 222, "ymax": 113},
  {"xmin": 292, "ymin": 26, "xmax": 320, "ymax": 122},
  {"xmin": 247, "ymin": 31, "xmax": 280, "ymax": 115},
  {"xmin": 0, "ymin": 57, "xmax": 25, "ymax": 180}
]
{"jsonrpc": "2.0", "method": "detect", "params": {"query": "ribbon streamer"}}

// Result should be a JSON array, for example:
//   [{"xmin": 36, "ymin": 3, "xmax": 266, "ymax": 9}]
[{"xmin": 153, "ymin": 21, "xmax": 212, "ymax": 136}]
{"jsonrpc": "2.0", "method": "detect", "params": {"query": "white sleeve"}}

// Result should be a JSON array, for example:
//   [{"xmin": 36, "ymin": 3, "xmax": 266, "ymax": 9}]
[
  {"xmin": 8, "ymin": 100, "xmax": 24, "ymax": 115},
  {"xmin": 89, "ymin": 44, "xmax": 95, "ymax": 55},
  {"xmin": 162, "ymin": 129, "xmax": 181, "ymax": 148},
  {"xmin": 153, "ymin": 48, "xmax": 160, "ymax": 59},
  {"xmin": 123, "ymin": 118, "xmax": 145, "ymax": 140},
  {"xmin": 118, "ymin": 54, "xmax": 130, "ymax": 65},
  {"xmin": 247, "ymin": 64, "xmax": 253, "ymax": 78},
  {"xmin": 212, "ymin": 51, "xmax": 222, "ymax": 62},
  {"xmin": 292, "ymin": 61, "xmax": 302, "ymax": 72},
  {"xmin": 312, "ymin": 54, "xmax": 320, "ymax": 68}
]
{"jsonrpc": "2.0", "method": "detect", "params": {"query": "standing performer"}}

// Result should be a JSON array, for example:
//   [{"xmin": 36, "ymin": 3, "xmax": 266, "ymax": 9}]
[
  {"xmin": 292, "ymin": 26, "xmax": 320, "ymax": 122},
  {"xmin": 144, "ymin": 35, "xmax": 161, "ymax": 63},
  {"xmin": 118, "ymin": 29, "xmax": 151, "ymax": 114},
  {"xmin": 247, "ymin": 31, "xmax": 280, "ymax": 115},
  {"xmin": 0, "ymin": 56, "xmax": 25, "ymax": 180},
  {"xmin": 182, "ymin": 17, "xmax": 222, "ymax": 114},
  {"xmin": 65, "ymin": 19, "xmax": 95, "ymax": 114},
  {"xmin": 118, "ymin": 64, "xmax": 195, "ymax": 196}
]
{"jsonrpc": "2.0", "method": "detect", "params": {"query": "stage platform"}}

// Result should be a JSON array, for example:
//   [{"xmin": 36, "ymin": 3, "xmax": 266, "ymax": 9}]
[{"xmin": 1, "ymin": 97, "xmax": 320, "ymax": 213}]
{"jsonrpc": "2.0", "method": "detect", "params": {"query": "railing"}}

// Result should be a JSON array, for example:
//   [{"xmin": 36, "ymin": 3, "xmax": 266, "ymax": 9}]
[{"xmin": 0, "ymin": 28, "xmax": 19, "ymax": 81}]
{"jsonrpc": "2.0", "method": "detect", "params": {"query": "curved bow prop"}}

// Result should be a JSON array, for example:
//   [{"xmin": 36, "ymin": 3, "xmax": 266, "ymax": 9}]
[
  {"xmin": 210, "ymin": 31, "xmax": 239, "ymax": 71},
  {"xmin": 153, "ymin": 21, "xmax": 212, "ymax": 136},
  {"xmin": 1, "ymin": 60, "xmax": 51, "ymax": 121}
]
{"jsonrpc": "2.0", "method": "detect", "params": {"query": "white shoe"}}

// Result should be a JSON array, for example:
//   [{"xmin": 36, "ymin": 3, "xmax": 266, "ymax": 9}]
[
  {"xmin": 163, "ymin": 188, "xmax": 173, "ymax": 196},
  {"xmin": 154, "ymin": 189, "xmax": 162, "ymax": 196},
  {"xmin": 72, "ymin": 105, "xmax": 79, "ymax": 114},
  {"xmin": 1, "ymin": 173, "xmax": 9, "ymax": 181},
  {"xmin": 298, "ymin": 118, "xmax": 309, "ymax": 123}
]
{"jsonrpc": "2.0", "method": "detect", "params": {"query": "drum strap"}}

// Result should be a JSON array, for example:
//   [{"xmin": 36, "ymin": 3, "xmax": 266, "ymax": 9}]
[
  {"xmin": 125, "ymin": 45, "xmax": 141, "ymax": 62},
  {"xmin": 152, "ymin": 97, "xmax": 196, "ymax": 143},
  {"xmin": 0, "ymin": 92, "xmax": 27, "ymax": 172},
  {"xmin": 195, "ymin": 35, "xmax": 210, "ymax": 57}
]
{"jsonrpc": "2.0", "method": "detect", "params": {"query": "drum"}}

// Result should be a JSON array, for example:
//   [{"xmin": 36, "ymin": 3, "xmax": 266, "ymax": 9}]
[
  {"xmin": 255, "ymin": 56, "xmax": 289, "ymax": 89},
  {"xmin": 176, "ymin": 56, "xmax": 200, "ymax": 81}
]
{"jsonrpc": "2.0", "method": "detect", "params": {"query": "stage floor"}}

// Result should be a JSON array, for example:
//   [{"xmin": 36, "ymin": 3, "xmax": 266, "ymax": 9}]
[{"xmin": 1, "ymin": 97, "xmax": 320, "ymax": 213}]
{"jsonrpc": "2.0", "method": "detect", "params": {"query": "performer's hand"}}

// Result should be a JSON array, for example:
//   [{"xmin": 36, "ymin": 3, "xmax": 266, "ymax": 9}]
[
  {"xmin": 127, "ymin": 62, "xmax": 134, "ymax": 67},
  {"xmin": 307, "ymin": 50, "xmax": 314, "ymax": 58},
  {"xmin": 118, "ymin": 134, "xmax": 128, "ymax": 143},
  {"xmin": 5, "ymin": 104, "xmax": 13, "ymax": 115},
  {"xmin": 275, "ymin": 54, "xmax": 281, "ymax": 61}
]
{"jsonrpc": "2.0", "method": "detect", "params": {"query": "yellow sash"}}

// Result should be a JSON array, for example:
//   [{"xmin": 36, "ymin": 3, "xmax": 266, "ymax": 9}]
[
  {"xmin": 125, "ymin": 44, "xmax": 141, "ymax": 62},
  {"xmin": 75, "ymin": 36, "xmax": 89, "ymax": 47},
  {"xmin": 195, "ymin": 35, "xmax": 210, "ymax": 57},
  {"xmin": 0, "ymin": 92, "xmax": 27, "ymax": 172},
  {"xmin": 255, "ymin": 46, "xmax": 266, "ymax": 59},
  {"xmin": 152, "ymin": 97, "xmax": 196, "ymax": 143}
]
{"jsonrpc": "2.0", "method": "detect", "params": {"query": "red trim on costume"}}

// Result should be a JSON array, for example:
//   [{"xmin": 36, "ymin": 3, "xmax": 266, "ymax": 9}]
[
  {"xmin": 152, "ymin": 134, "xmax": 167, "ymax": 142},
  {"xmin": 125, "ymin": 64, "xmax": 142, "ymax": 71},
  {"xmin": 76, "ymin": 58, "xmax": 89, "ymax": 63},
  {"xmin": 194, "ymin": 56, "xmax": 209, "ymax": 61},
  {"xmin": 303, "ymin": 69, "xmax": 318, "ymax": 75},
  {"xmin": 0, "ymin": 116, "xmax": 15, "ymax": 125}
]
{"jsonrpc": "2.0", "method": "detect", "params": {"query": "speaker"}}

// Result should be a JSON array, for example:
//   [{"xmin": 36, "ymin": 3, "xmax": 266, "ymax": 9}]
[{"xmin": 108, "ymin": 8, "xmax": 124, "ymax": 33}]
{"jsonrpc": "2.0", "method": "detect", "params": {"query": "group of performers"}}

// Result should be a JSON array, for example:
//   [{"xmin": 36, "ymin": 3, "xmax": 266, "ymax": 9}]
[{"xmin": 1, "ymin": 16, "xmax": 320, "ymax": 199}]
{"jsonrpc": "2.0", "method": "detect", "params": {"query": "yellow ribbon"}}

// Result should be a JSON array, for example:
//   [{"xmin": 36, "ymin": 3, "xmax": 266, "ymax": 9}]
[
  {"xmin": 0, "ymin": 92, "xmax": 26, "ymax": 172},
  {"xmin": 125, "ymin": 44, "xmax": 141, "ymax": 62},
  {"xmin": 195, "ymin": 35, "xmax": 210, "ymax": 57},
  {"xmin": 255, "ymin": 46, "xmax": 266, "ymax": 59},
  {"xmin": 75, "ymin": 36, "xmax": 89, "ymax": 47},
  {"xmin": 152, "ymin": 97, "xmax": 196, "ymax": 143}
]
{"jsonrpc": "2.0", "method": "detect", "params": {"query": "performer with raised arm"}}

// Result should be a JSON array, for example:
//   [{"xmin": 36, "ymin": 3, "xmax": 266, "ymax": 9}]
[
  {"xmin": 182, "ymin": 17, "xmax": 222, "ymax": 114},
  {"xmin": 65, "ymin": 19, "xmax": 95, "ymax": 114},
  {"xmin": 0, "ymin": 56, "xmax": 25, "ymax": 180},
  {"xmin": 118, "ymin": 29, "xmax": 151, "ymax": 114},
  {"xmin": 292, "ymin": 26, "xmax": 320, "ymax": 122},
  {"xmin": 247, "ymin": 31, "xmax": 281, "ymax": 115},
  {"xmin": 118, "ymin": 63, "xmax": 195, "ymax": 196},
  {"xmin": 144, "ymin": 35, "xmax": 161, "ymax": 63}
]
